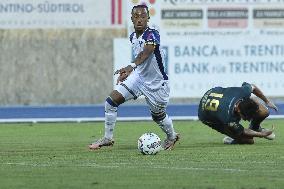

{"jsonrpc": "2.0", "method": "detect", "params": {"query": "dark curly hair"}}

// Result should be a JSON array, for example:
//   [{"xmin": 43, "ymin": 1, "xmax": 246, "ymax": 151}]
[
  {"xmin": 132, "ymin": 4, "xmax": 150, "ymax": 18},
  {"xmin": 238, "ymin": 98, "xmax": 259, "ymax": 120}
]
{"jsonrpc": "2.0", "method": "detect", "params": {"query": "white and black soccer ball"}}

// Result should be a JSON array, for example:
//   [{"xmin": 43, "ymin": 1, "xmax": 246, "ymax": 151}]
[{"xmin": 137, "ymin": 132, "xmax": 162, "ymax": 155}]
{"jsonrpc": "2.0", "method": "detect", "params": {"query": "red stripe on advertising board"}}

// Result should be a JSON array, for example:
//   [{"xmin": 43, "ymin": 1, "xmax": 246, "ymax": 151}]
[
  {"xmin": 118, "ymin": 0, "xmax": 122, "ymax": 24},
  {"xmin": 111, "ymin": 0, "xmax": 115, "ymax": 24}
]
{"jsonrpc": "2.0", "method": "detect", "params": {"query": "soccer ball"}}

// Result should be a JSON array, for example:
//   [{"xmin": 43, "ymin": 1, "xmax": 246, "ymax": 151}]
[{"xmin": 137, "ymin": 132, "xmax": 162, "ymax": 155}]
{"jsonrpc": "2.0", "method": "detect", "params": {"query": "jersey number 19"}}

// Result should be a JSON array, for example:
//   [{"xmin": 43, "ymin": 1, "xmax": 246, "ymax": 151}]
[{"xmin": 205, "ymin": 92, "xmax": 223, "ymax": 112}]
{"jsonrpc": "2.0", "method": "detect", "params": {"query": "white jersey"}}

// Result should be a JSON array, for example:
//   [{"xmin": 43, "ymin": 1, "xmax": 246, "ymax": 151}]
[{"xmin": 130, "ymin": 27, "xmax": 168, "ymax": 90}]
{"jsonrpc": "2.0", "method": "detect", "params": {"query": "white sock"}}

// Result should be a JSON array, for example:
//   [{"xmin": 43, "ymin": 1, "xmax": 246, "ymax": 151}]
[
  {"xmin": 158, "ymin": 114, "xmax": 176, "ymax": 140},
  {"xmin": 104, "ymin": 100, "xmax": 117, "ymax": 139}
]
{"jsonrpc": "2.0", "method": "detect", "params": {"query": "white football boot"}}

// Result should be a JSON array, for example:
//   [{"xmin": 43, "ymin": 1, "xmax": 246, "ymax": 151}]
[
  {"xmin": 163, "ymin": 133, "xmax": 180, "ymax": 150},
  {"xmin": 89, "ymin": 137, "xmax": 114, "ymax": 150}
]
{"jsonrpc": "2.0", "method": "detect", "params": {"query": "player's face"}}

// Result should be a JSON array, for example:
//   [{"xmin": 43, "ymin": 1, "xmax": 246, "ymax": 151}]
[{"xmin": 131, "ymin": 8, "xmax": 149, "ymax": 33}]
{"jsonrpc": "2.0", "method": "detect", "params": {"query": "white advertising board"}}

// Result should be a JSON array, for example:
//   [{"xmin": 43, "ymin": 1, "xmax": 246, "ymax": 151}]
[
  {"xmin": 166, "ymin": 37, "xmax": 284, "ymax": 97},
  {"xmin": 0, "ymin": 0, "xmax": 125, "ymax": 28}
]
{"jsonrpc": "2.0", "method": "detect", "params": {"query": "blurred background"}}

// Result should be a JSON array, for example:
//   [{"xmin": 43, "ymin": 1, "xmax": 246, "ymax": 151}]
[{"xmin": 0, "ymin": 0, "xmax": 283, "ymax": 121}]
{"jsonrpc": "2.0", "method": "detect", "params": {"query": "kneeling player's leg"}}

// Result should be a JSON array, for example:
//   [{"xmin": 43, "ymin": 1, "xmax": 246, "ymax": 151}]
[
  {"xmin": 223, "ymin": 123, "xmax": 255, "ymax": 144},
  {"xmin": 236, "ymin": 136, "xmax": 254, "ymax": 144},
  {"xmin": 249, "ymin": 97, "xmax": 269, "ymax": 131}
]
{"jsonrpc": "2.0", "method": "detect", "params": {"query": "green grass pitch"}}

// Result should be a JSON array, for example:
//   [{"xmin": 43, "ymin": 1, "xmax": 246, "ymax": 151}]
[{"xmin": 0, "ymin": 120, "xmax": 283, "ymax": 189}]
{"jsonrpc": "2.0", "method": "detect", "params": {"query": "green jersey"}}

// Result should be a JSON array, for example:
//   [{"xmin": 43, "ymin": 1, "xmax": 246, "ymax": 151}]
[{"xmin": 198, "ymin": 82, "xmax": 253, "ymax": 125}]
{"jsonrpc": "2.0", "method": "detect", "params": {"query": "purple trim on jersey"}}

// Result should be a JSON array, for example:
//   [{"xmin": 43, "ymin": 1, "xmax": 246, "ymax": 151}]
[
  {"xmin": 106, "ymin": 97, "xmax": 118, "ymax": 107},
  {"xmin": 154, "ymin": 45, "xmax": 168, "ymax": 80},
  {"xmin": 129, "ymin": 32, "xmax": 135, "ymax": 43},
  {"xmin": 142, "ymin": 28, "xmax": 160, "ymax": 45}
]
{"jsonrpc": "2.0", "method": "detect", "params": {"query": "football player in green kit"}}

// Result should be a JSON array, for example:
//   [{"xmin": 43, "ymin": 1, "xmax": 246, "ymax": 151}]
[{"xmin": 198, "ymin": 82, "xmax": 278, "ymax": 144}]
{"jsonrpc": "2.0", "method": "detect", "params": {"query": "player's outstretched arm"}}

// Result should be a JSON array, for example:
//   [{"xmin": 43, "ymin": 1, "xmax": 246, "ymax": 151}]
[
  {"xmin": 266, "ymin": 101, "xmax": 278, "ymax": 112},
  {"xmin": 243, "ymin": 126, "xmax": 274, "ymax": 138},
  {"xmin": 251, "ymin": 84, "xmax": 278, "ymax": 111}
]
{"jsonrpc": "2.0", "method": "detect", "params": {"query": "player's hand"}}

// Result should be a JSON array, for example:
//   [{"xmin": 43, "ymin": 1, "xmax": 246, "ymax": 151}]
[
  {"xmin": 116, "ymin": 72, "xmax": 129, "ymax": 84},
  {"xmin": 114, "ymin": 65, "xmax": 133, "ymax": 84},
  {"xmin": 266, "ymin": 101, "xmax": 278, "ymax": 112},
  {"xmin": 114, "ymin": 65, "xmax": 133, "ymax": 75}
]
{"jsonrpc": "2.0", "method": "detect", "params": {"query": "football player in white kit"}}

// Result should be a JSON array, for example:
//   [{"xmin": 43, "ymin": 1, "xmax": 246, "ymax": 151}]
[{"xmin": 89, "ymin": 5, "xmax": 180, "ymax": 150}]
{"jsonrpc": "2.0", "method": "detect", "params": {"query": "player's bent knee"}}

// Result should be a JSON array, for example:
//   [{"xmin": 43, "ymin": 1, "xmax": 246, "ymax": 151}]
[
  {"xmin": 151, "ymin": 111, "xmax": 166, "ymax": 123},
  {"xmin": 109, "ymin": 90, "xmax": 125, "ymax": 105},
  {"xmin": 246, "ymin": 139, "xmax": 254, "ymax": 144}
]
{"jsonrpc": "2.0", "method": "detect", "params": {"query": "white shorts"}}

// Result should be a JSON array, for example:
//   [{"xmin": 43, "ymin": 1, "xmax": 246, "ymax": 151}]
[{"xmin": 115, "ymin": 71, "xmax": 170, "ymax": 113}]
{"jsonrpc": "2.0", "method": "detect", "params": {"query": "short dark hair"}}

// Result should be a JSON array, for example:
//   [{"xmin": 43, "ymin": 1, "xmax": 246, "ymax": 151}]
[
  {"xmin": 132, "ymin": 4, "xmax": 150, "ymax": 18},
  {"xmin": 238, "ymin": 99, "xmax": 259, "ymax": 120}
]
